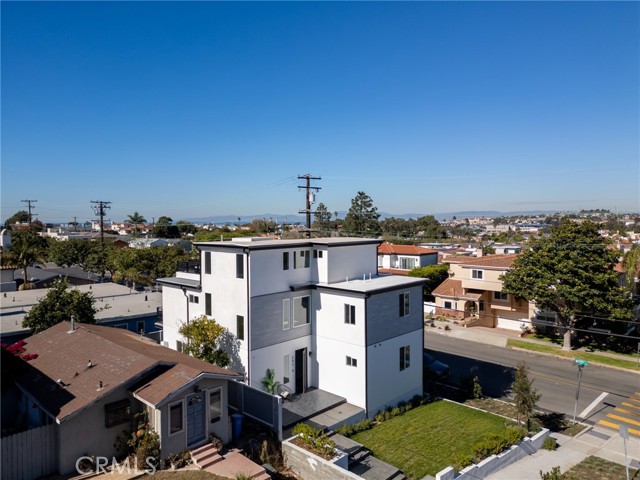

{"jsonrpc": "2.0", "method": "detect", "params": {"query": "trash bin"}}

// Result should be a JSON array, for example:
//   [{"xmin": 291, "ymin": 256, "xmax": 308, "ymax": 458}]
[{"xmin": 231, "ymin": 413, "xmax": 243, "ymax": 440}]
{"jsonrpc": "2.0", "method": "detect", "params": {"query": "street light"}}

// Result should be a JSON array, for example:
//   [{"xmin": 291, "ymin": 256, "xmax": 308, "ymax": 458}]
[{"xmin": 572, "ymin": 358, "xmax": 589, "ymax": 424}]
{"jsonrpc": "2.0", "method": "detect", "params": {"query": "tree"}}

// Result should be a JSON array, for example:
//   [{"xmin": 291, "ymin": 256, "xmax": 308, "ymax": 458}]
[
  {"xmin": 153, "ymin": 216, "xmax": 180, "ymax": 238},
  {"xmin": 343, "ymin": 191, "xmax": 381, "ymax": 237},
  {"xmin": 178, "ymin": 315, "xmax": 230, "ymax": 367},
  {"xmin": 47, "ymin": 238, "xmax": 95, "ymax": 267},
  {"xmin": 176, "ymin": 220, "xmax": 197, "ymax": 236},
  {"xmin": 408, "ymin": 264, "xmax": 450, "ymax": 301},
  {"xmin": 501, "ymin": 219, "xmax": 632, "ymax": 350},
  {"xmin": 416, "ymin": 215, "xmax": 445, "ymax": 239},
  {"xmin": 22, "ymin": 279, "xmax": 98, "ymax": 333},
  {"xmin": 3, "ymin": 231, "xmax": 46, "ymax": 289},
  {"xmin": 622, "ymin": 244, "xmax": 640, "ymax": 296},
  {"xmin": 127, "ymin": 212, "xmax": 147, "ymax": 237},
  {"xmin": 4, "ymin": 210, "xmax": 30, "ymax": 228},
  {"xmin": 512, "ymin": 362, "xmax": 541, "ymax": 429},
  {"xmin": 312, "ymin": 203, "xmax": 333, "ymax": 232}
]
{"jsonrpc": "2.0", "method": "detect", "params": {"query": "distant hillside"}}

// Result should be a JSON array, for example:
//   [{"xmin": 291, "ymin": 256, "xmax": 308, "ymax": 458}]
[{"xmin": 186, "ymin": 210, "xmax": 562, "ymax": 224}]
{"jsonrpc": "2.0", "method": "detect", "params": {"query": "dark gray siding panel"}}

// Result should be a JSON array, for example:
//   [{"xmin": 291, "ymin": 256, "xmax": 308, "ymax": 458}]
[
  {"xmin": 366, "ymin": 285, "xmax": 423, "ymax": 345},
  {"xmin": 251, "ymin": 290, "xmax": 312, "ymax": 349}
]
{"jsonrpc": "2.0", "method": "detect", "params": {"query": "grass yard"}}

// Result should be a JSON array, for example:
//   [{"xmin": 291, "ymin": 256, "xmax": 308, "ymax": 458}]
[
  {"xmin": 351, "ymin": 399, "xmax": 511, "ymax": 479},
  {"xmin": 560, "ymin": 455, "xmax": 640, "ymax": 480},
  {"xmin": 507, "ymin": 339, "xmax": 640, "ymax": 370}
]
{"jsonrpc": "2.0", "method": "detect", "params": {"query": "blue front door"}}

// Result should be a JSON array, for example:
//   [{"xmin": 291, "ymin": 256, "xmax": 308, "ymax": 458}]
[{"xmin": 186, "ymin": 391, "xmax": 206, "ymax": 446}]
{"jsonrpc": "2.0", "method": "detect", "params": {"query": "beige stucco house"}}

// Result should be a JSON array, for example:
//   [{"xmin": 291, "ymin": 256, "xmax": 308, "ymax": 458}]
[
  {"xmin": 432, "ymin": 254, "xmax": 535, "ymax": 331},
  {"xmin": 6, "ymin": 322, "xmax": 242, "ymax": 475}
]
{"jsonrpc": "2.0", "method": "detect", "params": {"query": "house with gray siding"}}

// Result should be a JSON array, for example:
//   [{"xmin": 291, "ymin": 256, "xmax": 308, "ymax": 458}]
[{"xmin": 158, "ymin": 237, "xmax": 426, "ymax": 417}]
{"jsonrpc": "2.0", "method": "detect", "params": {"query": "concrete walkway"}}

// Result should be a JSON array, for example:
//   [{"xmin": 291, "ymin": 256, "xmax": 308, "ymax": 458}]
[{"xmin": 428, "ymin": 321, "xmax": 640, "ymax": 478}]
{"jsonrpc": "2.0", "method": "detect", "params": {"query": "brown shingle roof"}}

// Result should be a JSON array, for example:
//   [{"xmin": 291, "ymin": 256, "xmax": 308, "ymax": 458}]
[
  {"xmin": 444, "ymin": 254, "xmax": 518, "ymax": 269},
  {"xmin": 17, "ymin": 322, "xmax": 241, "ymax": 422},
  {"xmin": 378, "ymin": 244, "xmax": 438, "ymax": 256},
  {"xmin": 431, "ymin": 278, "xmax": 482, "ymax": 300}
]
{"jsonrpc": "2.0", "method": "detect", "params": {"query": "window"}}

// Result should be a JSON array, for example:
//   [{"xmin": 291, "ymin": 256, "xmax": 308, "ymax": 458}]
[
  {"xmin": 399, "ymin": 345, "xmax": 411, "ymax": 371},
  {"xmin": 346, "ymin": 356, "xmax": 357, "ymax": 367},
  {"xmin": 494, "ymin": 291, "xmax": 508, "ymax": 301},
  {"xmin": 400, "ymin": 257, "xmax": 416, "ymax": 270},
  {"xmin": 399, "ymin": 292, "xmax": 410, "ymax": 317},
  {"xmin": 176, "ymin": 340, "xmax": 185, "ymax": 353},
  {"xmin": 471, "ymin": 269, "xmax": 484, "ymax": 279},
  {"xmin": 237, "ymin": 315, "xmax": 244, "ymax": 341},
  {"xmin": 204, "ymin": 252, "xmax": 211, "ymax": 274},
  {"xmin": 169, "ymin": 402, "xmax": 183, "ymax": 435},
  {"xmin": 444, "ymin": 300, "xmax": 454, "ymax": 310},
  {"xmin": 344, "ymin": 304, "xmax": 356, "ymax": 324},
  {"xmin": 479, "ymin": 300, "xmax": 485, "ymax": 311},
  {"xmin": 105, "ymin": 399, "xmax": 130, "ymax": 428},
  {"xmin": 295, "ymin": 250, "xmax": 310, "ymax": 269},
  {"xmin": 205, "ymin": 293, "xmax": 212, "ymax": 316},
  {"xmin": 283, "ymin": 252, "xmax": 289, "ymax": 270},
  {"xmin": 304, "ymin": 250, "xmax": 310, "ymax": 268},
  {"xmin": 137, "ymin": 321, "xmax": 145, "ymax": 334},
  {"xmin": 313, "ymin": 250, "xmax": 324, "ymax": 259},
  {"xmin": 293, "ymin": 296, "xmax": 310, "ymax": 327},
  {"xmin": 189, "ymin": 294, "xmax": 199, "ymax": 304},
  {"xmin": 283, "ymin": 354, "xmax": 290, "ymax": 384},
  {"xmin": 282, "ymin": 299, "xmax": 291, "ymax": 330},
  {"xmin": 209, "ymin": 389, "xmax": 221, "ymax": 423},
  {"xmin": 236, "ymin": 254, "xmax": 244, "ymax": 279}
]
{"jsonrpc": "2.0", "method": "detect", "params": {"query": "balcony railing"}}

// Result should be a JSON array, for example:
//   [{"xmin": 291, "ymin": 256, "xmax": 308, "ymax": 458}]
[{"xmin": 177, "ymin": 260, "xmax": 200, "ymax": 274}]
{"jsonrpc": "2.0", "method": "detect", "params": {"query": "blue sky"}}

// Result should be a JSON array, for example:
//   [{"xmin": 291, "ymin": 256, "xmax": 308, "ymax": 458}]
[{"xmin": 2, "ymin": 1, "xmax": 638, "ymax": 223}]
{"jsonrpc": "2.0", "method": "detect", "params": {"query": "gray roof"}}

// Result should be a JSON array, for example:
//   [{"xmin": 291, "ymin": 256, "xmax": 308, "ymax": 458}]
[
  {"xmin": 316, "ymin": 273, "xmax": 426, "ymax": 295},
  {"xmin": 155, "ymin": 277, "xmax": 201, "ymax": 289},
  {"xmin": 194, "ymin": 236, "xmax": 382, "ymax": 251}
]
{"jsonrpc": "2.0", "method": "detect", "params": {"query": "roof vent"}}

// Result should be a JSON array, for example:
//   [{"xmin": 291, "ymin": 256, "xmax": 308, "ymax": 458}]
[{"xmin": 87, "ymin": 360, "xmax": 94, "ymax": 368}]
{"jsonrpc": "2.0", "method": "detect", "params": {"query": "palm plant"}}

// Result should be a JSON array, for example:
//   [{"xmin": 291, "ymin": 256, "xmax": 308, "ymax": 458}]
[
  {"xmin": 4, "ymin": 231, "xmax": 46, "ymax": 290},
  {"xmin": 127, "ymin": 212, "xmax": 147, "ymax": 237}
]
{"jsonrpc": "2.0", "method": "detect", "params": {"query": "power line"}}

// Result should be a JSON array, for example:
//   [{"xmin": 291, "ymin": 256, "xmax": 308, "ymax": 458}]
[
  {"xmin": 90, "ymin": 200, "xmax": 111, "ymax": 278},
  {"xmin": 21, "ymin": 199, "xmax": 37, "ymax": 225}
]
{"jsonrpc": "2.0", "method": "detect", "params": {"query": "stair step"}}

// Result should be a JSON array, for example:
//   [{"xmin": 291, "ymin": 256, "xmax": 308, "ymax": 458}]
[
  {"xmin": 199, "ymin": 453, "xmax": 224, "ymax": 469},
  {"xmin": 351, "ymin": 449, "xmax": 370, "ymax": 462},
  {"xmin": 191, "ymin": 443, "xmax": 216, "ymax": 456}
]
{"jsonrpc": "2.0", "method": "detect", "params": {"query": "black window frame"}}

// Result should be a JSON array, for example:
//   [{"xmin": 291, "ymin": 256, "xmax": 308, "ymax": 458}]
[
  {"xmin": 204, "ymin": 252, "xmax": 211, "ymax": 275},
  {"xmin": 236, "ymin": 254, "xmax": 244, "ymax": 279},
  {"xmin": 237, "ymin": 315, "xmax": 245, "ymax": 341},
  {"xmin": 205, "ymin": 292, "xmax": 212, "ymax": 316}
]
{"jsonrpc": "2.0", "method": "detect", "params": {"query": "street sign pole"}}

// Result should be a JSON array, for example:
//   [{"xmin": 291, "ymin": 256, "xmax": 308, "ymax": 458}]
[
  {"xmin": 620, "ymin": 424, "xmax": 630, "ymax": 480},
  {"xmin": 572, "ymin": 359, "xmax": 588, "ymax": 424}
]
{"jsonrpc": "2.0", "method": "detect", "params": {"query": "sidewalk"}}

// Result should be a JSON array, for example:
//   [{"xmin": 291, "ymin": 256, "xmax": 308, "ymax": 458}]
[{"xmin": 427, "ymin": 321, "xmax": 640, "ymax": 478}]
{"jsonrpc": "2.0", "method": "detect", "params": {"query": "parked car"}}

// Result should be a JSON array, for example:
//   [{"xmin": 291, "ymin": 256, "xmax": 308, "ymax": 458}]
[{"xmin": 423, "ymin": 351, "xmax": 450, "ymax": 380}]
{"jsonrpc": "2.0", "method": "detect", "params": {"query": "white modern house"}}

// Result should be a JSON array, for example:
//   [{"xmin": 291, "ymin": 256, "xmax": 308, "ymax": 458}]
[{"xmin": 157, "ymin": 237, "xmax": 426, "ymax": 417}]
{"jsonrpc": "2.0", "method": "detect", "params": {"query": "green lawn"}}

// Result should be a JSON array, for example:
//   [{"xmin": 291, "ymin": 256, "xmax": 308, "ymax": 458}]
[
  {"xmin": 561, "ymin": 455, "xmax": 640, "ymax": 480},
  {"xmin": 507, "ymin": 339, "xmax": 640, "ymax": 370},
  {"xmin": 351, "ymin": 400, "xmax": 510, "ymax": 479}
]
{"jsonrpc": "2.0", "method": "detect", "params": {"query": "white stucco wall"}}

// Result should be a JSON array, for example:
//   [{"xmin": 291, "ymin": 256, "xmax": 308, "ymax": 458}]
[
  {"xmin": 325, "ymin": 245, "xmax": 377, "ymax": 284},
  {"xmin": 250, "ymin": 337, "xmax": 313, "ymax": 392}
]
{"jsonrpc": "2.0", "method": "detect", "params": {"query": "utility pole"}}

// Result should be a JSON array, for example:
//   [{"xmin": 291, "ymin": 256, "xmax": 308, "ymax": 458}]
[
  {"xmin": 298, "ymin": 174, "xmax": 321, "ymax": 238},
  {"xmin": 21, "ymin": 199, "xmax": 37, "ymax": 226},
  {"xmin": 91, "ymin": 200, "xmax": 111, "ymax": 279}
]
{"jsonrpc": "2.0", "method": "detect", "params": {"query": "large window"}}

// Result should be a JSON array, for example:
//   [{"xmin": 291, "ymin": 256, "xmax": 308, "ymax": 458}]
[
  {"xmin": 205, "ymin": 293, "xmax": 212, "ymax": 316},
  {"xmin": 344, "ymin": 304, "xmax": 356, "ymax": 325},
  {"xmin": 105, "ymin": 399, "xmax": 130, "ymax": 428},
  {"xmin": 399, "ymin": 292, "xmax": 410, "ymax": 317},
  {"xmin": 471, "ymin": 269, "xmax": 484, "ymax": 279},
  {"xmin": 494, "ymin": 291, "xmax": 508, "ymax": 301},
  {"xmin": 399, "ymin": 345, "xmax": 411, "ymax": 371},
  {"xmin": 282, "ymin": 299, "xmax": 291, "ymax": 330},
  {"xmin": 283, "ymin": 252, "xmax": 289, "ymax": 270},
  {"xmin": 237, "ymin": 315, "xmax": 244, "ymax": 341},
  {"xmin": 293, "ymin": 296, "xmax": 310, "ymax": 327},
  {"xmin": 236, "ymin": 254, "xmax": 244, "ymax": 279},
  {"xmin": 169, "ymin": 401, "xmax": 183, "ymax": 435},
  {"xmin": 400, "ymin": 257, "xmax": 416, "ymax": 270},
  {"xmin": 209, "ymin": 389, "xmax": 221, "ymax": 423},
  {"xmin": 204, "ymin": 252, "xmax": 211, "ymax": 274}
]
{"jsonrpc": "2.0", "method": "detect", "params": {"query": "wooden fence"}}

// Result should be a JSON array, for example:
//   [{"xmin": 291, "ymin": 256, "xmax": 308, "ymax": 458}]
[{"xmin": 1, "ymin": 424, "xmax": 57, "ymax": 480}]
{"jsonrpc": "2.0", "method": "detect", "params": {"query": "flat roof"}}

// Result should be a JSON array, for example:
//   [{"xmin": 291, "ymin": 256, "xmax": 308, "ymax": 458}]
[
  {"xmin": 316, "ymin": 273, "xmax": 426, "ymax": 295},
  {"xmin": 194, "ymin": 236, "xmax": 382, "ymax": 250}
]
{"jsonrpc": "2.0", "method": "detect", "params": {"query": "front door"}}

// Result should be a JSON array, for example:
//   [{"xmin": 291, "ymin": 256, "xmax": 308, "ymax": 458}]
[
  {"xmin": 186, "ymin": 391, "xmax": 206, "ymax": 446},
  {"xmin": 295, "ymin": 348, "xmax": 307, "ymax": 394}
]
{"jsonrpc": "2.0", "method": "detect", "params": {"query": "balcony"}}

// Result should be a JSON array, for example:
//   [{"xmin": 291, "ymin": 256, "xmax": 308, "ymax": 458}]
[{"xmin": 177, "ymin": 260, "xmax": 200, "ymax": 274}]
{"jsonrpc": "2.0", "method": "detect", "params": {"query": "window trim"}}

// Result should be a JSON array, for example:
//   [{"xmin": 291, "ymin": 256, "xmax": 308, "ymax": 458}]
[
  {"xmin": 471, "ymin": 269, "xmax": 484, "ymax": 280},
  {"xmin": 168, "ymin": 400, "xmax": 184, "ymax": 436}
]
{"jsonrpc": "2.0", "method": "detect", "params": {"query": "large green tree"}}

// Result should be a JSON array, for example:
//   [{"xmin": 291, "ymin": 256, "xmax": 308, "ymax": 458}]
[
  {"xmin": 178, "ymin": 315, "xmax": 230, "ymax": 367},
  {"xmin": 152, "ymin": 216, "xmax": 180, "ymax": 238},
  {"xmin": 312, "ymin": 203, "xmax": 333, "ymax": 233},
  {"xmin": 409, "ymin": 264, "xmax": 450, "ymax": 301},
  {"xmin": 22, "ymin": 279, "xmax": 98, "ymax": 333},
  {"xmin": 3, "ymin": 231, "xmax": 47, "ymax": 289},
  {"xmin": 416, "ymin": 215, "xmax": 446, "ymax": 239},
  {"xmin": 343, "ymin": 191, "xmax": 381, "ymax": 237},
  {"xmin": 108, "ymin": 245, "xmax": 193, "ymax": 287},
  {"xmin": 501, "ymin": 219, "xmax": 632, "ymax": 350}
]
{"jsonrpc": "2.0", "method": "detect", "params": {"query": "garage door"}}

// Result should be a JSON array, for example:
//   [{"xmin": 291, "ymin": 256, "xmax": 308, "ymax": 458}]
[{"xmin": 496, "ymin": 315, "xmax": 526, "ymax": 331}]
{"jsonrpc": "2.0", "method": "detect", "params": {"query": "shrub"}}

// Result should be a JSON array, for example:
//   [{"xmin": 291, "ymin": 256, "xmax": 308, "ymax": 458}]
[
  {"xmin": 134, "ymin": 429, "xmax": 160, "ymax": 470},
  {"xmin": 542, "ymin": 436, "xmax": 558, "ymax": 451},
  {"xmin": 292, "ymin": 423, "xmax": 336, "ymax": 459},
  {"xmin": 391, "ymin": 407, "xmax": 401, "ymax": 417},
  {"xmin": 374, "ymin": 412, "xmax": 385, "ymax": 423},
  {"xmin": 540, "ymin": 466, "xmax": 563, "ymax": 479},
  {"xmin": 354, "ymin": 418, "xmax": 373, "ymax": 432},
  {"xmin": 472, "ymin": 433, "xmax": 510, "ymax": 460},
  {"xmin": 335, "ymin": 424, "xmax": 354, "ymax": 436},
  {"xmin": 505, "ymin": 426, "xmax": 527, "ymax": 445},
  {"xmin": 452, "ymin": 452, "xmax": 474, "ymax": 471}
]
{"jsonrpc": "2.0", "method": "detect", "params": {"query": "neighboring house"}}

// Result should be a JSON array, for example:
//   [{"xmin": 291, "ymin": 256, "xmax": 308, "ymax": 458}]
[
  {"xmin": 42, "ymin": 265, "xmax": 102, "ymax": 285},
  {"xmin": 129, "ymin": 238, "xmax": 170, "ymax": 249},
  {"xmin": 492, "ymin": 244, "xmax": 523, "ymax": 255},
  {"xmin": 157, "ymin": 237, "xmax": 426, "ymax": 417},
  {"xmin": 13, "ymin": 267, "xmax": 62, "ymax": 289},
  {"xmin": 2, "ymin": 321, "xmax": 242, "ymax": 475},
  {"xmin": 377, "ymin": 243, "xmax": 438, "ymax": 275},
  {"xmin": 0, "ymin": 282, "xmax": 163, "ymax": 343},
  {"xmin": 432, "ymin": 254, "xmax": 534, "ymax": 331}
]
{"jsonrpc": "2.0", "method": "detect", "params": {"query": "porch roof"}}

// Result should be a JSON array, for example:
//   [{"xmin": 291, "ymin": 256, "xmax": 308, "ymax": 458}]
[{"xmin": 432, "ymin": 278, "xmax": 482, "ymax": 301}]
